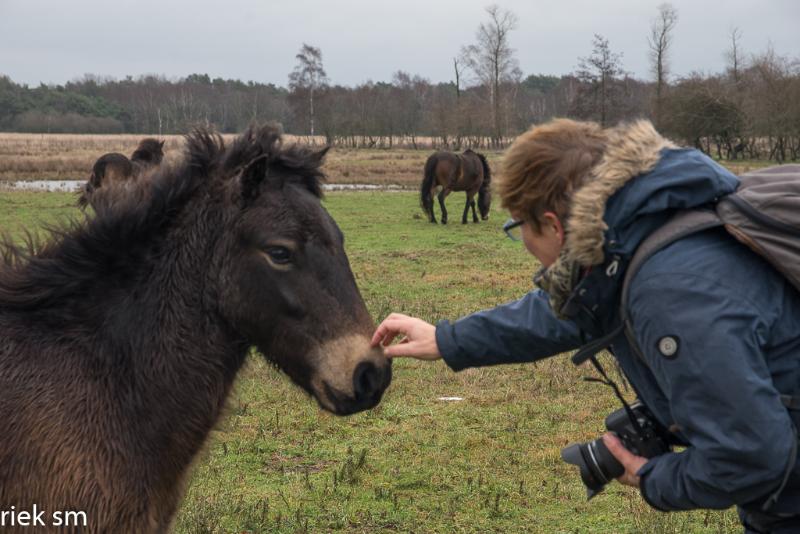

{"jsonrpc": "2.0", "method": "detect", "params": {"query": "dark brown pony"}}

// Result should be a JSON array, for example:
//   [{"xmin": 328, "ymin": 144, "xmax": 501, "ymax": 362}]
[
  {"xmin": 0, "ymin": 125, "xmax": 391, "ymax": 533},
  {"xmin": 78, "ymin": 137, "xmax": 165, "ymax": 211},
  {"xmin": 420, "ymin": 149, "xmax": 492, "ymax": 224}
]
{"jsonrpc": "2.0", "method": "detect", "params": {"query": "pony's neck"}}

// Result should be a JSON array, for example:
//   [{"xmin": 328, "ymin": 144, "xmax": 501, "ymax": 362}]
[{"xmin": 109, "ymin": 194, "xmax": 249, "ymax": 475}]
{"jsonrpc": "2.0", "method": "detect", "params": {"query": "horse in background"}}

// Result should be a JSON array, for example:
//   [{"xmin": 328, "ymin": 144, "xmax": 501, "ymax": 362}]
[
  {"xmin": 420, "ymin": 149, "xmax": 492, "ymax": 224},
  {"xmin": 78, "ymin": 137, "xmax": 165, "ymax": 211}
]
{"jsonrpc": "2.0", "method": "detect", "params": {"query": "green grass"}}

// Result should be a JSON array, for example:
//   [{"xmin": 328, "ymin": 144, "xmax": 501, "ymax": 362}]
[{"xmin": 0, "ymin": 190, "xmax": 740, "ymax": 533}]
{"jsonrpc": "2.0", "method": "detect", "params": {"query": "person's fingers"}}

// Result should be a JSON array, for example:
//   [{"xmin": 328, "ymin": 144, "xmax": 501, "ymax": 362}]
[
  {"xmin": 385, "ymin": 340, "xmax": 441, "ymax": 360},
  {"xmin": 380, "ymin": 332, "xmax": 401, "ymax": 347},
  {"xmin": 383, "ymin": 344, "xmax": 408, "ymax": 358},
  {"xmin": 370, "ymin": 330, "xmax": 390, "ymax": 347},
  {"xmin": 603, "ymin": 433, "xmax": 636, "ymax": 464},
  {"xmin": 371, "ymin": 316, "xmax": 438, "ymax": 358},
  {"xmin": 602, "ymin": 433, "xmax": 646, "ymax": 487},
  {"xmin": 370, "ymin": 318, "xmax": 406, "ymax": 346},
  {"xmin": 384, "ymin": 342, "xmax": 424, "ymax": 358},
  {"xmin": 370, "ymin": 324, "xmax": 389, "ymax": 346}
]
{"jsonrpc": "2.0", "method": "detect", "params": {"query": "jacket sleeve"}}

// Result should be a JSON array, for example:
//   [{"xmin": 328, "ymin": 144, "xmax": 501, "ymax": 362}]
[
  {"xmin": 629, "ymin": 272, "xmax": 797, "ymax": 511},
  {"xmin": 436, "ymin": 289, "xmax": 584, "ymax": 371}
]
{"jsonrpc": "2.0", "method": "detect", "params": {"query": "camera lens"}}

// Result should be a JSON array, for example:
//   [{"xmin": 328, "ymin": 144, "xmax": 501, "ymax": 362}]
[{"xmin": 561, "ymin": 438, "xmax": 624, "ymax": 499}]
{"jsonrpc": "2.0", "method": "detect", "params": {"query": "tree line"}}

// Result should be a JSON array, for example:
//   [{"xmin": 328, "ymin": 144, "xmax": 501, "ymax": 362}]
[{"xmin": 1, "ymin": 4, "xmax": 798, "ymax": 160}]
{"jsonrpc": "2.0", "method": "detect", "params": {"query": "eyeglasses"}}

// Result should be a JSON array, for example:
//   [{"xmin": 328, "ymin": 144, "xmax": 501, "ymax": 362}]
[{"xmin": 503, "ymin": 218, "xmax": 525, "ymax": 241}]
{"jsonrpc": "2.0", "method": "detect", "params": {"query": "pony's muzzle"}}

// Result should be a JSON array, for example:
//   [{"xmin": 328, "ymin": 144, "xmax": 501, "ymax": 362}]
[{"xmin": 313, "ymin": 336, "xmax": 392, "ymax": 415}]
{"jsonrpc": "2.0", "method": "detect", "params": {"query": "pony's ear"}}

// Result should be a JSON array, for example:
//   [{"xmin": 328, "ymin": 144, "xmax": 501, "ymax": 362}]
[
  {"xmin": 159, "ymin": 140, "xmax": 165, "ymax": 149},
  {"xmin": 239, "ymin": 154, "xmax": 269, "ymax": 203},
  {"xmin": 311, "ymin": 146, "xmax": 330, "ymax": 166}
]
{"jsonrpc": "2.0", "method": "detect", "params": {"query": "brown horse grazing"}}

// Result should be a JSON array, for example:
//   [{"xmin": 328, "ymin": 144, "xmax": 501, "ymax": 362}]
[
  {"xmin": 78, "ymin": 137, "xmax": 165, "ymax": 211},
  {"xmin": 420, "ymin": 149, "xmax": 492, "ymax": 224},
  {"xmin": 0, "ymin": 124, "xmax": 391, "ymax": 533}
]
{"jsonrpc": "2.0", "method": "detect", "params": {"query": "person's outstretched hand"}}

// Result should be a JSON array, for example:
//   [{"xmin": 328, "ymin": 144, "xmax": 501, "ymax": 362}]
[{"xmin": 371, "ymin": 313, "xmax": 441, "ymax": 360}]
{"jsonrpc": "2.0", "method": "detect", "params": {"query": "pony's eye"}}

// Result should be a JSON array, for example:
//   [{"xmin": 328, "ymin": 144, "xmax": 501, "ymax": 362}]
[{"xmin": 265, "ymin": 246, "xmax": 292, "ymax": 265}]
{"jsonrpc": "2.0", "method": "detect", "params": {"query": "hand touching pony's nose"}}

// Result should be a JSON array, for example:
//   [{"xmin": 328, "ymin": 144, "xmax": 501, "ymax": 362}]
[{"xmin": 371, "ymin": 313, "xmax": 442, "ymax": 360}]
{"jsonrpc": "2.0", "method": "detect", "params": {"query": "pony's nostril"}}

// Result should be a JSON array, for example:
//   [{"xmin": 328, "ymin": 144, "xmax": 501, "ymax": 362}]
[{"xmin": 353, "ymin": 361, "xmax": 381, "ymax": 401}]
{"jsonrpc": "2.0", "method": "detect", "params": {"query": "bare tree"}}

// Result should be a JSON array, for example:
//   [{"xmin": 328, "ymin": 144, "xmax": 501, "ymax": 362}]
[
  {"xmin": 726, "ymin": 27, "xmax": 744, "ymax": 84},
  {"xmin": 453, "ymin": 56, "xmax": 466, "ymax": 101},
  {"xmin": 391, "ymin": 71, "xmax": 430, "ymax": 148},
  {"xmin": 748, "ymin": 47, "xmax": 797, "ymax": 161},
  {"xmin": 461, "ymin": 4, "xmax": 519, "ymax": 146},
  {"xmin": 648, "ymin": 3, "xmax": 678, "ymax": 128},
  {"xmin": 288, "ymin": 44, "xmax": 328, "ymax": 136},
  {"xmin": 575, "ymin": 34, "xmax": 627, "ymax": 126}
]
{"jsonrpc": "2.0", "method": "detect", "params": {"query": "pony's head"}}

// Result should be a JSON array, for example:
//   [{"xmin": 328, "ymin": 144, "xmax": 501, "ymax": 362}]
[
  {"xmin": 211, "ymin": 125, "xmax": 391, "ymax": 415},
  {"xmin": 131, "ymin": 138, "xmax": 165, "ymax": 165}
]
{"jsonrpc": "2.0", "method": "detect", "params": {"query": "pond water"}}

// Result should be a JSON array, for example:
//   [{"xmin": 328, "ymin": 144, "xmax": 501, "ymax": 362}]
[
  {"xmin": 1, "ymin": 181, "xmax": 409, "ymax": 192},
  {"xmin": 4, "ymin": 180, "xmax": 84, "ymax": 192}
]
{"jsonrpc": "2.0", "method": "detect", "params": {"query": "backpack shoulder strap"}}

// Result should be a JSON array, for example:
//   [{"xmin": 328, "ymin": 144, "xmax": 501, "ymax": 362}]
[
  {"xmin": 571, "ymin": 209, "xmax": 725, "ymax": 366},
  {"xmin": 620, "ymin": 209, "xmax": 724, "ymax": 359}
]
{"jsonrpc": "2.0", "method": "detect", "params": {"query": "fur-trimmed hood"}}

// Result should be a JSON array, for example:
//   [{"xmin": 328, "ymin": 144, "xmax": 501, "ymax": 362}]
[
  {"xmin": 535, "ymin": 120, "xmax": 739, "ymax": 322},
  {"xmin": 567, "ymin": 120, "xmax": 675, "ymax": 266}
]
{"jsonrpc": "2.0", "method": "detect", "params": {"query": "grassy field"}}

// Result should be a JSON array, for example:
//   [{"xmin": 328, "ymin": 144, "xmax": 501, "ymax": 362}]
[{"xmin": 0, "ymin": 189, "xmax": 741, "ymax": 533}]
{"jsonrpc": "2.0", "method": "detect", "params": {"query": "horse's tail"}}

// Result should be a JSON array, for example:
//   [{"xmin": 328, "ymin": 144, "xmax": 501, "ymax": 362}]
[
  {"xmin": 420, "ymin": 154, "xmax": 438, "ymax": 219},
  {"xmin": 76, "ymin": 176, "xmax": 93, "ymax": 210},
  {"xmin": 77, "ymin": 157, "xmax": 106, "ymax": 210},
  {"xmin": 476, "ymin": 152, "xmax": 492, "ymax": 220}
]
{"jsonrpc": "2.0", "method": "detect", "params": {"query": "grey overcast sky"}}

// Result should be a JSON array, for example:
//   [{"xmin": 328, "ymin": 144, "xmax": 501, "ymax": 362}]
[{"xmin": 1, "ymin": 0, "xmax": 797, "ymax": 87}]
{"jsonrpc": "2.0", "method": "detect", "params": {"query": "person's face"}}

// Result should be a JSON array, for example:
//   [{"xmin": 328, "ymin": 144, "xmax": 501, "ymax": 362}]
[{"xmin": 512, "ymin": 211, "xmax": 565, "ymax": 268}]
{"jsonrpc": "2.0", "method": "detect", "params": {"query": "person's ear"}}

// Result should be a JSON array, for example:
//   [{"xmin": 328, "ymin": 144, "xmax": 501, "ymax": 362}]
[{"xmin": 541, "ymin": 211, "xmax": 565, "ymax": 244}]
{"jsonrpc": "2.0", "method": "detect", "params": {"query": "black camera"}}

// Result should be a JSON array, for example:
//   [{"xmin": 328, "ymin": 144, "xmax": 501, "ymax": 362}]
[{"xmin": 561, "ymin": 400, "xmax": 672, "ymax": 499}]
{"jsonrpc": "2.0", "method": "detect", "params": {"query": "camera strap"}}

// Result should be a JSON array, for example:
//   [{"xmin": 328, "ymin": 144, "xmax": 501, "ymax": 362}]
[
  {"xmin": 571, "ymin": 323, "xmax": 624, "ymax": 367},
  {"xmin": 569, "ymin": 323, "xmax": 649, "ymax": 438},
  {"xmin": 584, "ymin": 353, "xmax": 647, "ymax": 439}
]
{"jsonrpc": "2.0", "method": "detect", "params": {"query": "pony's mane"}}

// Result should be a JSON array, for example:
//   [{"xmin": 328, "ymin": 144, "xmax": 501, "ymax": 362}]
[
  {"xmin": 223, "ymin": 124, "xmax": 326, "ymax": 199},
  {"xmin": 0, "ymin": 124, "xmax": 327, "ymax": 313}
]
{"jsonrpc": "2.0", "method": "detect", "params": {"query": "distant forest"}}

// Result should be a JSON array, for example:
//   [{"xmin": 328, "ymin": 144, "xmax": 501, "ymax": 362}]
[{"xmin": 1, "ymin": 6, "xmax": 798, "ymax": 160}]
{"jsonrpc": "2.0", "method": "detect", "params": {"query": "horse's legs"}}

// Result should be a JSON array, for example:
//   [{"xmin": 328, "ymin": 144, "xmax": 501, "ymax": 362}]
[
  {"xmin": 461, "ymin": 194, "xmax": 470, "ymax": 224},
  {"xmin": 438, "ymin": 190, "xmax": 448, "ymax": 224},
  {"xmin": 462, "ymin": 192, "xmax": 479, "ymax": 224},
  {"xmin": 427, "ymin": 189, "xmax": 438, "ymax": 223},
  {"xmin": 470, "ymin": 195, "xmax": 479, "ymax": 223}
]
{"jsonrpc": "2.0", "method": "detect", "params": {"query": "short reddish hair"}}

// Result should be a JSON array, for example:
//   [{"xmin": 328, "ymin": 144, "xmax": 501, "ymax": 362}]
[{"xmin": 498, "ymin": 119, "xmax": 606, "ymax": 231}]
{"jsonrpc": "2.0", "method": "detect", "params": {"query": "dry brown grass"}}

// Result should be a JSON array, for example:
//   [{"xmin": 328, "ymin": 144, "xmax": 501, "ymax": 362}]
[
  {"xmin": 323, "ymin": 147, "xmax": 506, "ymax": 186},
  {"xmin": 0, "ymin": 133, "xmax": 186, "ymax": 181},
  {"xmin": 0, "ymin": 132, "xmax": 771, "ymax": 187},
  {"xmin": 0, "ymin": 133, "xmax": 506, "ymax": 187}
]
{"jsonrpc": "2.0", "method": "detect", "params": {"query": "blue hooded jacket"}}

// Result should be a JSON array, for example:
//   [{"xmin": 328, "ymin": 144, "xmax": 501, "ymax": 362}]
[{"xmin": 435, "ymin": 121, "xmax": 800, "ymax": 516}]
